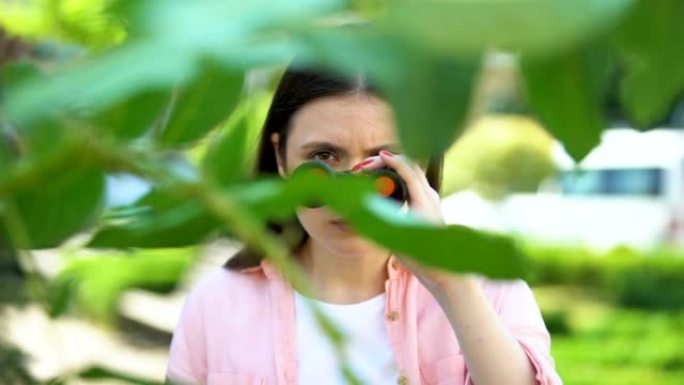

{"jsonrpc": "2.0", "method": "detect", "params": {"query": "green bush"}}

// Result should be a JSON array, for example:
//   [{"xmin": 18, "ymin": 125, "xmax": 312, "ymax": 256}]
[
  {"xmin": 552, "ymin": 309, "xmax": 684, "ymax": 385},
  {"xmin": 541, "ymin": 309, "xmax": 572, "ymax": 335},
  {"xmin": 524, "ymin": 243, "xmax": 684, "ymax": 310},
  {"xmin": 442, "ymin": 114, "xmax": 556, "ymax": 199},
  {"xmin": 524, "ymin": 244, "xmax": 606, "ymax": 287},
  {"xmin": 609, "ymin": 255, "xmax": 684, "ymax": 310}
]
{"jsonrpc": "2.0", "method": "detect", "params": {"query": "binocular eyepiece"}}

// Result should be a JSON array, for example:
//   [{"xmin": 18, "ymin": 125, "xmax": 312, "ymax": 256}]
[{"xmin": 291, "ymin": 160, "xmax": 408, "ymax": 208}]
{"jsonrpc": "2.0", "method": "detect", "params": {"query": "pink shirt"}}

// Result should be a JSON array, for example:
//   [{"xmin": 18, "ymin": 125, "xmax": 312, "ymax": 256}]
[{"xmin": 166, "ymin": 255, "xmax": 563, "ymax": 385}]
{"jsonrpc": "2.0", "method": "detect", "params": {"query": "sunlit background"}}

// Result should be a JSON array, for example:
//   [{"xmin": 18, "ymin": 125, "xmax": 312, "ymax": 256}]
[{"xmin": 2, "ymin": 1, "xmax": 684, "ymax": 385}]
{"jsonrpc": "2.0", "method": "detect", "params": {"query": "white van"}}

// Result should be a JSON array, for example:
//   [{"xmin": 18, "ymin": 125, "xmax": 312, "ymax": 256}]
[{"xmin": 497, "ymin": 128, "xmax": 684, "ymax": 250}]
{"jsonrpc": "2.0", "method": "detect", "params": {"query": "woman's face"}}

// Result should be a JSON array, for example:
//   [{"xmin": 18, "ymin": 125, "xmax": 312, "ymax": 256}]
[{"xmin": 271, "ymin": 92, "xmax": 401, "ymax": 258}]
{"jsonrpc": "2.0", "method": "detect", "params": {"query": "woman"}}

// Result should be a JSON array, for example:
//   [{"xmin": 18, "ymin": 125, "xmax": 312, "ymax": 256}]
[{"xmin": 166, "ymin": 66, "xmax": 562, "ymax": 385}]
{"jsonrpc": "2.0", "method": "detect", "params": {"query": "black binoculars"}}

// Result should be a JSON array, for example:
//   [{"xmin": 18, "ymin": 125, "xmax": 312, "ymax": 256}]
[{"xmin": 291, "ymin": 160, "xmax": 408, "ymax": 208}]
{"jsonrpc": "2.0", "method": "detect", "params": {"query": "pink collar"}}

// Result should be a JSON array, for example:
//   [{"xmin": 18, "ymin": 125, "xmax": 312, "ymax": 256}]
[{"xmin": 239, "ymin": 253, "xmax": 408, "ymax": 281}]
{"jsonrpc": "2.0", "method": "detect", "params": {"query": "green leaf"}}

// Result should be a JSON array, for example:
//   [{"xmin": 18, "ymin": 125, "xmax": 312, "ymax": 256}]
[
  {"xmin": 614, "ymin": 0, "xmax": 684, "ymax": 127},
  {"xmin": 90, "ymin": 168, "xmax": 525, "ymax": 278},
  {"xmin": 385, "ymin": 53, "xmax": 478, "ymax": 159},
  {"xmin": 3, "ymin": 166, "xmax": 105, "ymax": 248},
  {"xmin": 19, "ymin": 118, "xmax": 71, "ymax": 159},
  {"xmin": 306, "ymin": 177, "xmax": 524, "ymax": 278},
  {"xmin": 103, "ymin": 0, "xmax": 148, "ymax": 40},
  {"xmin": 88, "ymin": 171, "xmax": 370, "ymax": 249},
  {"xmin": 242, "ymin": 176, "xmax": 376, "ymax": 222},
  {"xmin": 159, "ymin": 61, "xmax": 244, "ymax": 146},
  {"xmin": 1, "ymin": 62, "xmax": 44, "ymax": 127},
  {"xmin": 201, "ymin": 92, "xmax": 269, "ymax": 186},
  {"xmin": 6, "ymin": 42, "xmax": 197, "ymax": 128},
  {"xmin": 0, "ymin": 131, "xmax": 19, "ymax": 180},
  {"xmin": 233, "ymin": 172, "xmax": 525, "ymax": 278},
  {"xmin": 521, "ymin": 41, "xmax": 613, "ymax": 161},
  {"xmin": 79, "ymin": 366, "xmax": 162, "ymax": 385},
  {"xmin": 88, "ymin": 189, "xmax": 218, "ymax": 248},
  {"xmin": 382, "ymin": 0, "xmax": 635, "ymax": 58},
  {"xmin": 273, "ymin": 172, "xmax": 526, "ymax": 278},
  {"xmin": 47, "ymin": 275, "xmax": 78, "ymax": 318},
  {"xmin": 333, "ymin": 196, "xmax": 525, "ymax": 279},
  {"xmin": 6, "ymin": 0, "xmax": 343, "ymax": 129},
  {"xmin": 52, "ymin": 248, "xmax": 195, "ymax": 321},
  {"xmin": 1, "ymin": 60, "xmax": 42, "ymax": 98},
  {"xmin": 295, "ymin": 27, "xmax": 477, "ymax": 159},
  {"xmin": 92, "ymin": 89, "xmax": 169, "ymax": 140}
]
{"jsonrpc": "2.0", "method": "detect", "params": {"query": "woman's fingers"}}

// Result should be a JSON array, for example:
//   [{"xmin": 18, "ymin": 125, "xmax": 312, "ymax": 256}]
[
  {"xmin": 350, "ymin": 155, "xmax": 382, "ymax": 171},
  {"xmin": 378, "ymin": 151, "xmax": 444, "ymax": 223},
  {"xmin": 379, "ymin": 151, "xmax": 433, "ymax": 197},
  {"xmin": 353, "ymin": 151, "xmax": 428, "ymax": 195},
  {"xmin": 352, "ymin": 151, "xmax": 439, "ymax": 211}
]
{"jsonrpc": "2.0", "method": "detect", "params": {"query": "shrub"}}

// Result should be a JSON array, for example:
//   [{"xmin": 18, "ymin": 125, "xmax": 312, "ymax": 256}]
[
  {"xmin": 524, "ymin": 243, "xmax": 684, "ymax": 310},
  {"xmin": 442, "ymin": 115, "xmax": 556, "ymax": 199}
]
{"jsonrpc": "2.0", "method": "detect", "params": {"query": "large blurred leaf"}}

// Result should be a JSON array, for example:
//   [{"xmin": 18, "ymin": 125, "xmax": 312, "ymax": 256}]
[
  {"xmin": 49, "ymin": 248, "xmax": 194, "ymax": 321},
  {"xmin": 281, "ymin": 173, "xmax": 525, "ymax": 278},
  {"xmin": 340, "ymin": 196, "xmax": 525, "ymax": 278},
  {"xmin": 88, "ymin": 169, "xmax": 524, "ymax": 279},
  {"xmin": 201, "ymin": 92, "xmax": 270, "ymax": 186},
  {"xmin": 1, "ymin": 61, "xmax": 46, "ymax": 140},
  {"xmin": 6, "ymin": 42, "xmax": 197, "ymax": 128},
  {"xmin": 380, "ymin": 0, "xmax": 635, "ymax": 58},
  {"xmin": 1, "ymin": 60, "xmax": 41, "ymax": 98},
  {"xmin": 92, "ymin": 89, "xmax": 169, "ymax": 140},
  {"xmin": 130, "ymin": 0, "xmax": 344, "ymax": 39},
  {"xmin": 2, "ymin": 166, "xmax": 105, "ymax": 248},
  {"xmin": 0, "ymin": 131, "xmax": 19, "ymax": 180},
  {"xmin": 0, "ymin": 118, "xmax": 105, "ymax": 249},
  {"xmin": 88, "ymin": 170, "xmax": 338, "ymax": 248},
  {"xmin": 296, "ymin": 27, "xmax": 477, "ymax": 159},
  {"xmin": 385, "ymin": 54, "xmax": 478, "ymax": 159},
  {"xmin": 6, "ymin": 0, "xmax": 344, "ymax": 128},
  {"xmin": 614, "ymin": 0, "xmax": 684, "ymax": 128},
  {"xmin": 521, "ymin": 42, "xmax": 613, "ymax": 161},
  {"xmin": 231, "ymin": 172, "xmax": 525, "ymax": 278},
  {"xmin": 88, "ymin": 189, "xmax": 218, "ymax": 248},
  {"xmin": 159, "ymin": 62, "xmax": 244, "ymax": 146},
  {"xmin": 280, "ymin": 172, "xmax": 523, "ymax": 278}
]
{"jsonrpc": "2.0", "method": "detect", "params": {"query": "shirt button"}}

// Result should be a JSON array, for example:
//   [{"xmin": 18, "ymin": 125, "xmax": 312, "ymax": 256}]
[
  {"xmin": 387, "ymin": 311, "xmax": 399, "ymax": 321},
  {"xmin": 397, "ymin": 375, "xmax": 408, "ymax": 385}
]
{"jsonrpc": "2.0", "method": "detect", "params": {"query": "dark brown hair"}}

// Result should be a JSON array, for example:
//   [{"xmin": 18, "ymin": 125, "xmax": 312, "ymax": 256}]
[{"xmin": 224, "ymin": 64, "xmax": 443, "ymax": 270}]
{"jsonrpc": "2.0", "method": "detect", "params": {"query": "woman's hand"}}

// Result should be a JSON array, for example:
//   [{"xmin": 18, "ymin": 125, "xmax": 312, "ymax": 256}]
[
  {"xmin": 352, "ymin": 150, "xmax": 443, "ymax": 224},
  {"xmin": 354, "ymin": 152, "xmax": 540, "ymax": 385},
  {"xmin": 353, "ymin": 150, "xmax": 472, "ymax": 294}
]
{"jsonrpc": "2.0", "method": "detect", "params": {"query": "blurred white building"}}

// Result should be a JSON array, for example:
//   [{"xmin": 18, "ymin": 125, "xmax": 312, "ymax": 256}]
[{"xmin": 443, "ymin": 128, "xmax": 684, "ymax": 251}]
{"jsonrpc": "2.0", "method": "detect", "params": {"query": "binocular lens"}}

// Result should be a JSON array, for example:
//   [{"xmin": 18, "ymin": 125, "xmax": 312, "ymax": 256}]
[
  {"xmin": 292, "ymin": 160, "xmax": 408, "ymax": 208},
  {"xmin": 376, "ymin": 175, "xmax": 396, "ymax": 197}
]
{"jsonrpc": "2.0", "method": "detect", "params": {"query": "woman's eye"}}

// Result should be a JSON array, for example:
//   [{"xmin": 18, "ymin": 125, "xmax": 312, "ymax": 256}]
[{"xmin": 310, "ymin": 151, "xmax": 336, "ymax": 161}]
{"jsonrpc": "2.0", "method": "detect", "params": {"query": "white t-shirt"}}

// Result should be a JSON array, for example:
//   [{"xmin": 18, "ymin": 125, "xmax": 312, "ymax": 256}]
[{"xmin": 294, "ymin": 290, "xmax": 400, "ymax": 385}]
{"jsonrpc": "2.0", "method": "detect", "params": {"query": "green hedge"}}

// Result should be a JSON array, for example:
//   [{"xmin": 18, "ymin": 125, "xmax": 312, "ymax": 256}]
[
  {"xmin": 524, "ymin": 244, "xmax": 684, "ymax": 310},
  {"xmin": 552, "ymin": 309, "xmax": 684, "ymax": 385}
]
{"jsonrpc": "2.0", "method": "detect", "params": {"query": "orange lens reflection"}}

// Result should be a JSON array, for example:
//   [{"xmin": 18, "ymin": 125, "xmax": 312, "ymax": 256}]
[{"xmin": 376, "ymin": 175, "xmax": 395, "ymax": 196}]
